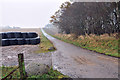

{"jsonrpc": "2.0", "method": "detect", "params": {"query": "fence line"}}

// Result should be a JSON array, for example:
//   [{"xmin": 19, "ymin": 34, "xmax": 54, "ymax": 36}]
[
  {"xmin": 1, "ymin": 53, "xmax": 27, "ymax": 80},
  {"xmin": 1, "ymin": 66, "xmax": 19, "ymax": 80}
]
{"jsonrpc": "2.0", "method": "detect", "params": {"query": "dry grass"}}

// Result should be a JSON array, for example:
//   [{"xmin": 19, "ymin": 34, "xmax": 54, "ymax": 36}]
[{"xmin": 54, "ymin": 33, "xmax": 119, "ymax": 57}]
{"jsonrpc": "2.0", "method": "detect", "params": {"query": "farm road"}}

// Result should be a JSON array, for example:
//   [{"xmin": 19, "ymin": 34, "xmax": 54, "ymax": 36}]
[{"xmin": 41, "ymin": 29, "xmax": 118, "ymax": 78}]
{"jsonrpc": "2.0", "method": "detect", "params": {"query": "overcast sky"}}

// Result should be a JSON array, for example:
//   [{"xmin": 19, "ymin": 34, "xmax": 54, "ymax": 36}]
[{"xmin": 0, "ymin": 0, "xmax": 69, "ymax": 28}]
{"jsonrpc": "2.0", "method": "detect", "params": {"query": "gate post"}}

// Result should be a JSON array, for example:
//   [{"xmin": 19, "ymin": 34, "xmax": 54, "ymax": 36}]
[{"xmin": 18, "ymin": 53, "xmax": 26, "ymax": 79}]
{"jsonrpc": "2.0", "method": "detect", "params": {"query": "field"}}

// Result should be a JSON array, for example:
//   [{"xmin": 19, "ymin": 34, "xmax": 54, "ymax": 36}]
[
  {"xmin": 1, "ymin": 28, "xmax": 66, "ymax": 79},
  {"xmin": 2, "ymin": 28, "xmax": 41, "ymax": 34}
]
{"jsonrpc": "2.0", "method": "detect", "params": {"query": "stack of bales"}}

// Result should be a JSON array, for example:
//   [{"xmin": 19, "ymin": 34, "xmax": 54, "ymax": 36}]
[{"xmin": 0, "ymin": 32, "xmax": 40, "ymax": 46}]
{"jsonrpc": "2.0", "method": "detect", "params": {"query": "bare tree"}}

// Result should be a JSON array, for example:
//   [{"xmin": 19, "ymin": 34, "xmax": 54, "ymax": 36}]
[{"xmin": 50, "ymin": 2, "xmax": 120, "ymax": 36}]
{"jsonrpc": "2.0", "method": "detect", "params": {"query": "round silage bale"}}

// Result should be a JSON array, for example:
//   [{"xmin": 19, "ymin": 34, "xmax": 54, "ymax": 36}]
[
  {"xmin": 14, "ymin": 32, "xmax": 22, "ymax": 38},
  {"xmin": 17, "ymin": 38, "xmax": 26, "ymax": 45},
  {"xmin": 2, "ymin": 33, "xmax": 8, "ymax": 39},
  {"xmin": 29, "ymin": 38, "xmax": 37, "ymax": 45},
  {"xmin": 25, "ymin": 38, "xmax": 31, "ymax": 44},
  {"xmin": 28, "ymin": 32, "xmax": 38, "ymax": 38},
  {"xmin": 7, "ymin": 32, "xmax": 15, "ymax": 38},
  {"xmin": 9, "ymin": 39, "xmax": 18, "ymax": 45},
  {"xmin": 2, "ymin": 39, "xmax": 10, "ymax": 46},
  {"xmin": 35, "ymin": 37, "xmax": 40, "ymax": 44},
  {"xmin": 29, "ymin": 37, "xmax": 40, "ymax": 45},
  {"xmin": 22, "ymin": 32, "xmax": 29, "ymax": 38}
]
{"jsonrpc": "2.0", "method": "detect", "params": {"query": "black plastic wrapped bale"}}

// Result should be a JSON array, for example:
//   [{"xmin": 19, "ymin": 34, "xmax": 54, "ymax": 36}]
[
  {"xmin": 28, "ymin": 32, "xmax": 38, "ymax": 38},
  {"xmin": 2, "ymin": 33, "xmax": 8, "ymax": 39},
  {"xmin": 25, "ymin": 38, "xmax": 31, "ymax": 44},
  {"xmin": 7, "ymin": 32, "xmax": 15, "ymax": 38},
  {"xmin": 2, "ymin": 39, "xmax": 10, "ymax": 46},
  {"xmin": 1, "ymin": 32, "xmax": 40, "ymax": 46},
  {"xmin": 29, "ymin": 38, "xmax": 36, "ymax": 45},
  {"xmin": 14, "ymin": 32, "xmax": 23, "ymax": 38},
  {"xmin": 17, "ymin": 38, "xmax": 26, "ymax": 45},
  {"xmin": 9, "ymin": 39, "xmax": 18, "ymax": 45},
  {"xmin": 22, "ymin": 32, "xmax": 29, "ymax": 38},
  {"xmin": 29, "ymin": 37, "xmax": 40, "ymax": 45},
  {"xmin": 35, "ymin": 37, "xmax": 40, "ymax": 44}
]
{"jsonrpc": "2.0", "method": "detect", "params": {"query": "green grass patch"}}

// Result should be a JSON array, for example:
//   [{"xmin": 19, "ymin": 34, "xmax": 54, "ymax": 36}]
[
  {"xmin": 35, "ymin": 30, "xmax": 56, "ymax": 53},
  {"xmin": 1, "ymin": 66, "xmax": 68, "ymax": 79},
  {"xmin": 1, "ymin": 66, "xmax": 20, "ymax": 79}
]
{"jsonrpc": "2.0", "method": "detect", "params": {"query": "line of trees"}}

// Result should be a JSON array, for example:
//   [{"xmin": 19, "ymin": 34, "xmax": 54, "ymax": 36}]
[{"xmin": 50, "ymin": 2, "xmax": 120, "ymax": 36}]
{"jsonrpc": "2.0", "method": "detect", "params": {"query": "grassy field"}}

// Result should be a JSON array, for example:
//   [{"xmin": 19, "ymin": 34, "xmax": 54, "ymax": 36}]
[
  {"xmin": 44, "ymin": 29, "xmax": 119, "ymax": 58},
  {"xmin": 1, "ymin": 66, "xmax": 68, "ymax": 79}
]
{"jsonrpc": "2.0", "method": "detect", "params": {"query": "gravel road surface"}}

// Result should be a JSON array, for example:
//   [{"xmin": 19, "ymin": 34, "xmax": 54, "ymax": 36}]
[
  {"xmin": 1, "ymin": 45, "xmax": 52, "ymax": 67},
  {"xmin": 42, "ymin": 29, "xmax": 119, "ymax": 78}
]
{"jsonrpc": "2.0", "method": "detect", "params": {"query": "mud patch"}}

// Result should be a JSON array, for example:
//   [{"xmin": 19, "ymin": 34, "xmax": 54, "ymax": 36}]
[
  {"xmin": 72, "ymin": 56, "xmax": 95, "ymax": 65},
  {"xmin": 97, "ymin": 56, "xmax": 118, "ymax": 65}
]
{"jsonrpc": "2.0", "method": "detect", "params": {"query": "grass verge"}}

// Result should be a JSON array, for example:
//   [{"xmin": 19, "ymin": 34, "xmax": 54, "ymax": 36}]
[
  {"xmin": 44, "ymin": 29, "xmax": 119, "ymax": 58},
  {"xmin": 35, "ymin": 29, "xmax": 56, "ymax": 53},
  {"xmin": 1, "ymin": 66, "xmax": 68, "ymax": 79},
  {"xmin": 1, "ymin": 66, "xmax": 20, "ymax": 79}
]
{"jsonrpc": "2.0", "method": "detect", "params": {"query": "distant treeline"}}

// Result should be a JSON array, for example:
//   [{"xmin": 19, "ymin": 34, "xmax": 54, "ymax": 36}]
[{"xmin": 50, "ymin": 2, "xmax": 120, "ymax": 36}]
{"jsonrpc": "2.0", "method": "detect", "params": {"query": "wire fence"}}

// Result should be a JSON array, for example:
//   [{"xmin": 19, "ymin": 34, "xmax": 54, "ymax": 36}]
[{"xmin": 1, "ymin": 53, "xmax": 27, "ymax": 80}]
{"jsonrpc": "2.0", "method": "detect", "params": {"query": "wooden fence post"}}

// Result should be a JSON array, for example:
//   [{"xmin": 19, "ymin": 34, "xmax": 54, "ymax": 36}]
[{"xmin": 18, "ymin": 53, "xmax": 26, "ymax": 79}]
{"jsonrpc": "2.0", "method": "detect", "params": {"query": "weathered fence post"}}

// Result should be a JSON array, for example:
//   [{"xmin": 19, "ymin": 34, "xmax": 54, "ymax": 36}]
[{"xmin": 18, "ymin": 53, "xmax": 26, "ymax": 79}]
